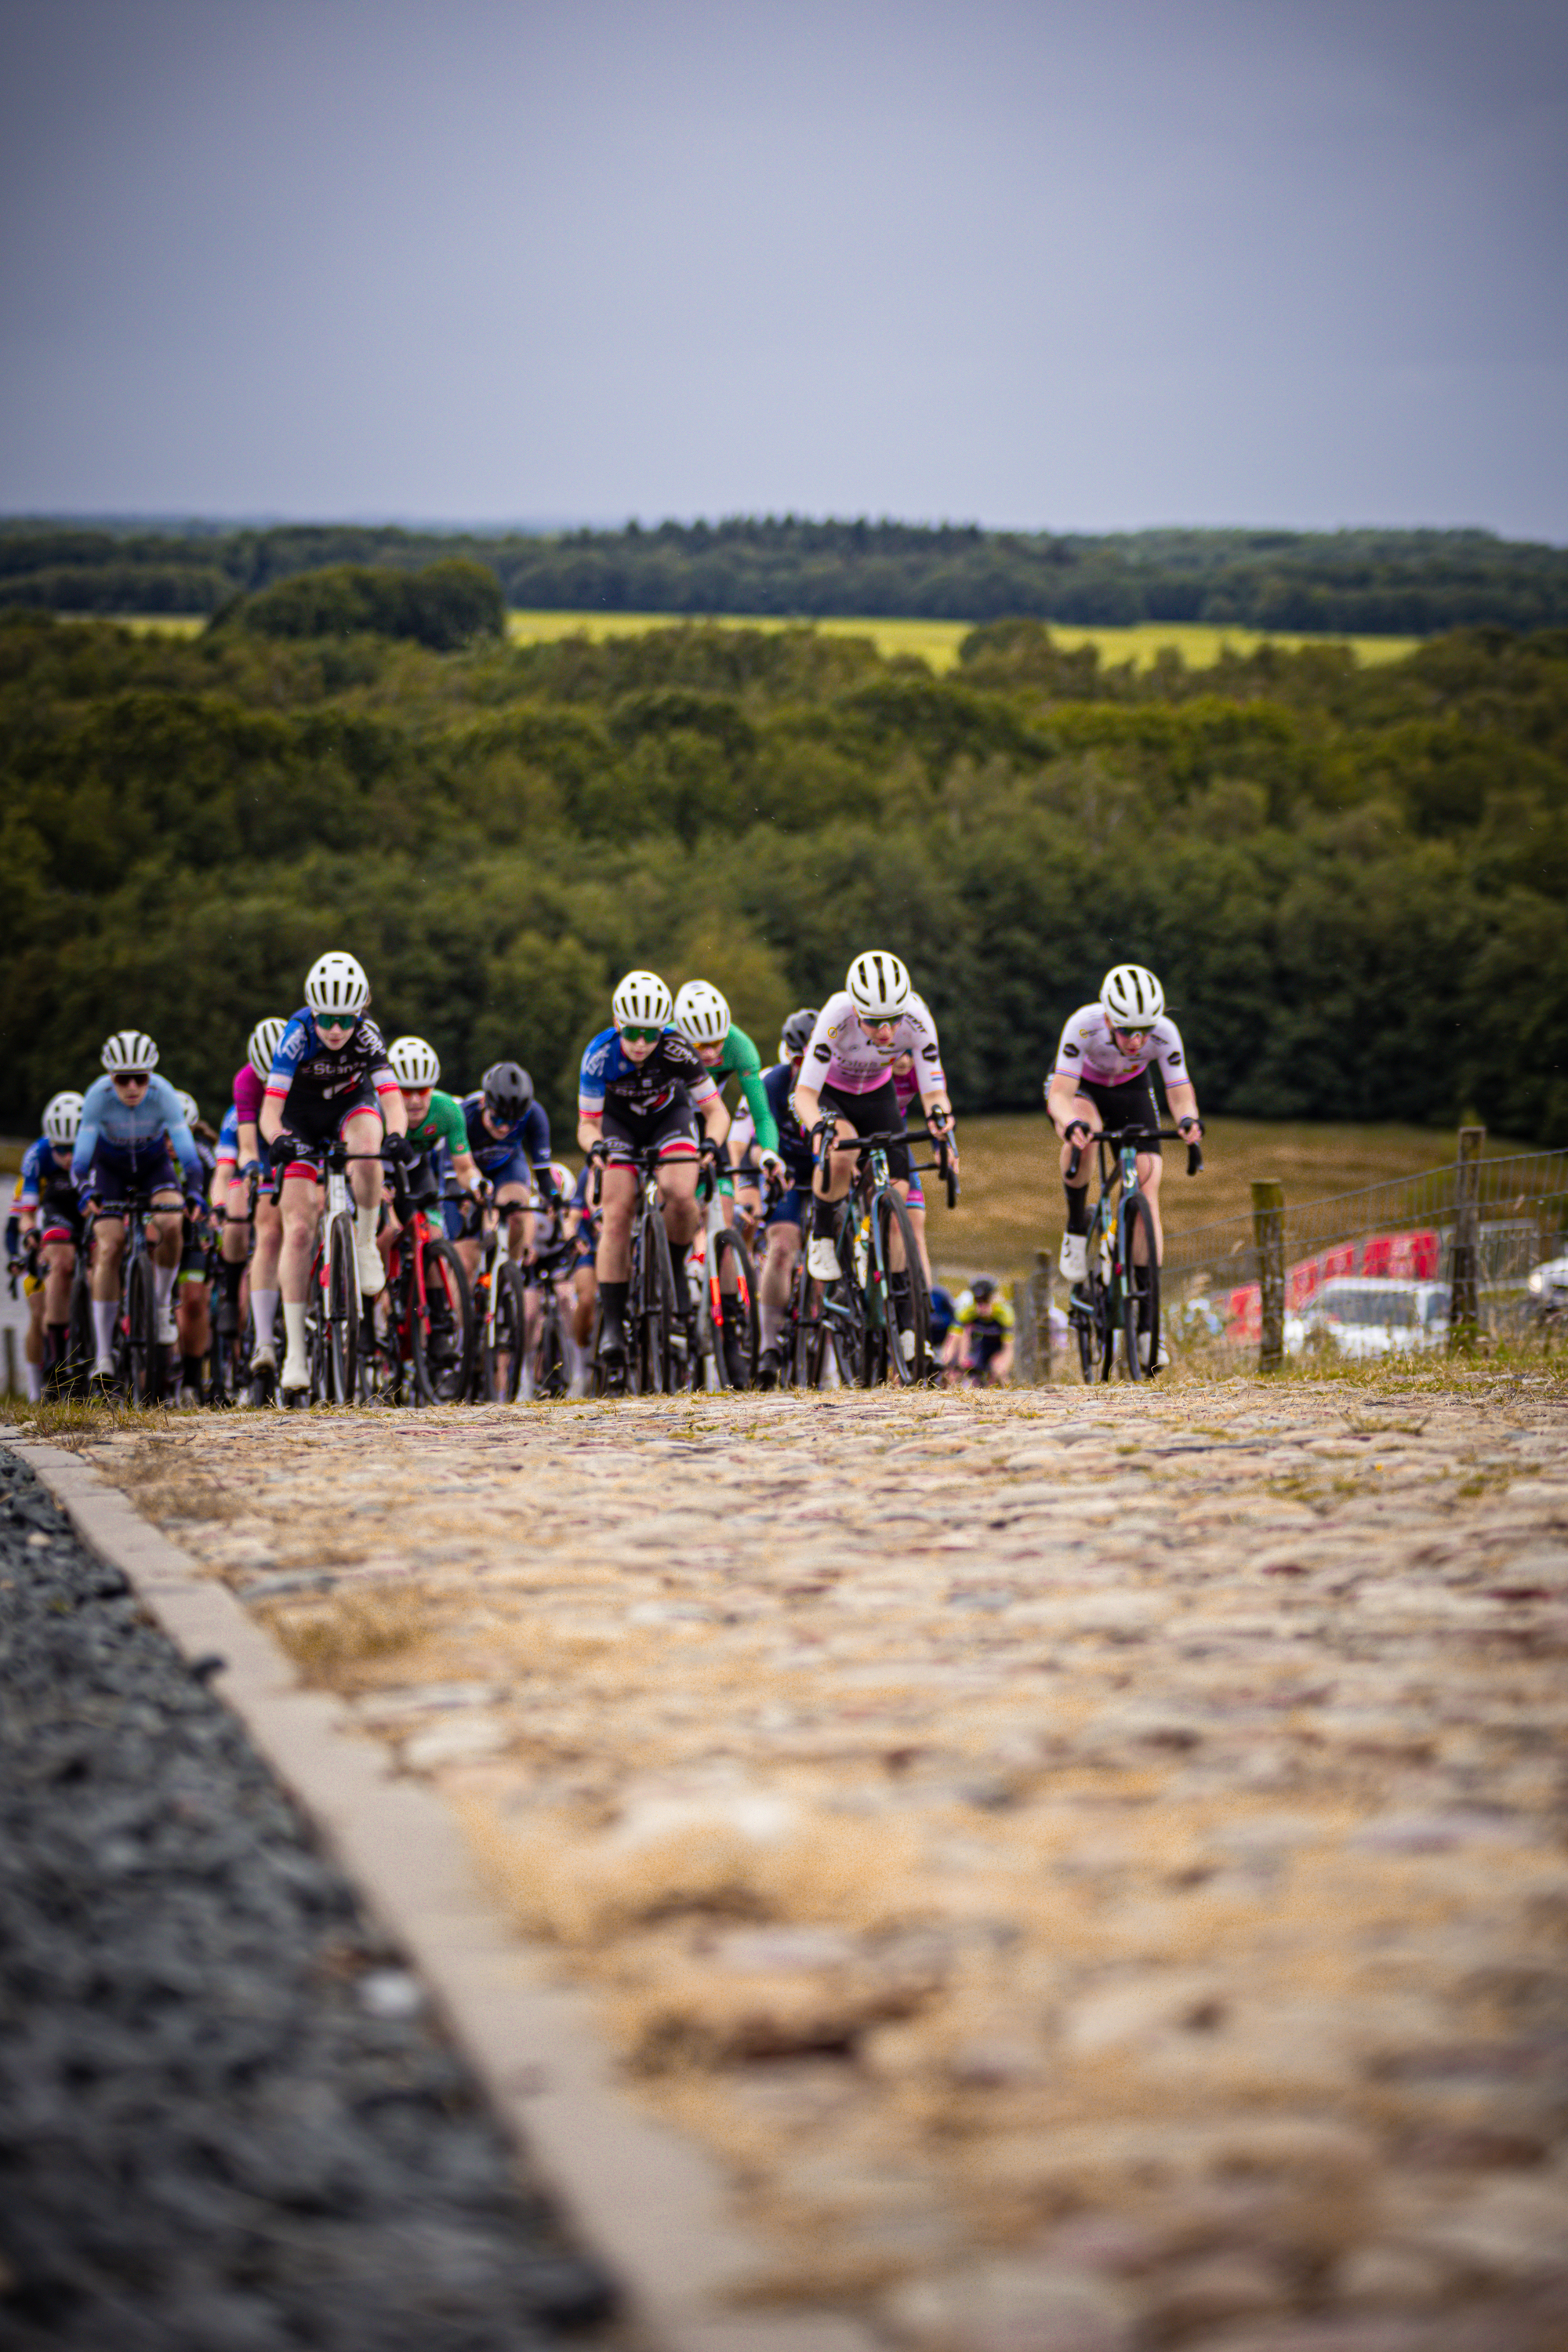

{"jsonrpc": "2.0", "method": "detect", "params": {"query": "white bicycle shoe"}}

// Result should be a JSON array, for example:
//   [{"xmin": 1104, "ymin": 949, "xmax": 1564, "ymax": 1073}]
[{"xmin": 1059, "ymin": 1232, "xmax": 1088, "ymax": 1283}]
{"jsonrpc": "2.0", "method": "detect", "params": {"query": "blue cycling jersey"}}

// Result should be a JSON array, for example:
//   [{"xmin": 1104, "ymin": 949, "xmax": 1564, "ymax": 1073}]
[
  {"xmin": 578, "ymin": 1027, "xmax": 718, "ymax": 1119},
  {"xmin": 18, "ymin": 1137, "xmax": 73, "ymax": 1209},
  {"xmin": 216, "ymin": 1103, "xmax": 239, "ymax": 1160},
  {"xmin": 72, "ymin": 1075, "xmax": 201, "ymax": 1189},
  {"xmin": 266, "ymin": 1009, "xmax": 396, "ymax": 1110},
  {"xmin": 762, "ymin": 1061, "xmax": 815, "ymax": 1183},
  {"xmin": 460, "ymin": 1093, "xmax": 554, "ymax": 1181}
]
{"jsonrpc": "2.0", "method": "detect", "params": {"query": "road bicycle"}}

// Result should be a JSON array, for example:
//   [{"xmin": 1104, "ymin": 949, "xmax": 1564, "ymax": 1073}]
[
  {"xmin": 1064, "ymin": 1122, "xmax": 1202, "ymax": 1382},
  {"xmin": 525, "ymin": 1231, "xmax": 581, "ymax": 1400},
  {"xmin": 586, "ymin": 1142, "xmax": 689, "ymax": 1396},
  {"xmin": 470, "ymin": 1211, "xmax": 531, "ymax": 1403},
  {"xmin": 288, "ymin": 1141, "xmax": 385, "ymax": 1407},
  {"xmin": 685, "ymin": 1153, "xmax": 760, "ymax": 1389},
  {"xmin": 810, "ymin": 1123, "xmax": 957, "ymax": 1388},
  {"xmin": 76, "ymin": 1189, "xmax": 171, "ymax": 1405},
  {"xmin": 368, "ymin": 1171, "xmax": 476, "ymax": 1406}
]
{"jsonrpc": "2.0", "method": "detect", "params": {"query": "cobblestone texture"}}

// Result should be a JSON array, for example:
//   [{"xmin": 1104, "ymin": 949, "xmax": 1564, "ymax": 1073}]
[{"xmin": 62, "ymin": 1375, "xmax": 1568, "ymax": 2351}]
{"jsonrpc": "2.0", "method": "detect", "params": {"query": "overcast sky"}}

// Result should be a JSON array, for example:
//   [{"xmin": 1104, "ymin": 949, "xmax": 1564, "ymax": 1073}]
[{"xmin": 2, "ymin": 0, "xmax": 1565, "ymax": 537}]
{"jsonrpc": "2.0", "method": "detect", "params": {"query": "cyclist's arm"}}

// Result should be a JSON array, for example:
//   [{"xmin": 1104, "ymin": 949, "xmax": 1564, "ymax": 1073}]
[
  {"xmin": 70, "ymin": 1098, "xmax": 103, "ymax": 1184},
  {"xmin": 260, "ymin": 1095, "xmax": 286, "ymax": 1146},
  {"xmin": 699, "ymin": 1091, "xmax": 731, "ymax": 1149},
  {"xmin": 916, "ymin": 1083, "xmax": 953, "ymax": 1134},
  {"xmin": 576, "ymin": 1109, "xmax": 602, "ymax": 1156},
  {"xmin": 1167, "ymin": 1080, "xmax": 1200, "ymax": 1133},
  {"xmin": 1046, "ymin": 1073, "xmax": 1089, "ymax": 1138},
  {"xmin": 449, "ymin": 1147, "xmax": 483, "ymax": 1192},
  {"xmin": 792, "ymin": 1081, "xmax": 822, "ymax": 1136},
  {"xmin": 737, "ymin": 1067, "xmax": 779, "ymax": 1156}
]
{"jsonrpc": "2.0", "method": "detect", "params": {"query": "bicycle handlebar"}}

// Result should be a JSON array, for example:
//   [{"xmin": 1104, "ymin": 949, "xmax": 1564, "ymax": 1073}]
[{"xmin": 1066, "ymin": 1126, "xmax": 1203, "ymax": 1181}]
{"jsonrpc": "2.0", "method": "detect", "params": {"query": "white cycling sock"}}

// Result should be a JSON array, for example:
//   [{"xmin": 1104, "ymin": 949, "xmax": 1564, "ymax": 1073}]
[
  {"xmin": 759, "ymin": 1301, "xmax": 783, "ymax": 1349},
  {"xmin": 252, "ymin": 1289, "xmax": 278, "ymax": 1346},
  {"xmin": 92, "ymin": 1299, "xmax": 118, "ymax": 1357},
  {"xmin": 24, "ymin": 1361, "xmax": 42, "ymax": 1402},
  {"xmin": 154, "ymin": 1260, "xmax": 176, "ymax": 1311},
  {"xmin": 354, "ymin": 1200, "xmax": 379, "ymax": 1254},
  {"xmin": 282, "ymin": 1300, "xmax": 308, "ymax": 1362}
]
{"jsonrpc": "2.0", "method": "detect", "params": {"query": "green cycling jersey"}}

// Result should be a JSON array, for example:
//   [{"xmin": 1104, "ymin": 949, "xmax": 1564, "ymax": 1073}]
[
  {"xmin": 405, "ymin": 1088, "xmax": 469, "ymax": 1161},
  {"xmin": 709, "ymin": 1026, "xmax": 779, "ymax": 1156}
]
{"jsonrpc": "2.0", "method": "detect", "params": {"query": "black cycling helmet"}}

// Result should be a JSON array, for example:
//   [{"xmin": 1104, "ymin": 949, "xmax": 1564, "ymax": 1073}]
[
  {"xmin": 481, "ymin": 1061, "xmax": 534, "ymax": 1121},
  {"xmin": 780, "ymin": 1006, "xmax": 819, "ymax": 1058},
  {"xmin": 971, "ymin": 1276, "xmax": 997, "ymax": 1303}
]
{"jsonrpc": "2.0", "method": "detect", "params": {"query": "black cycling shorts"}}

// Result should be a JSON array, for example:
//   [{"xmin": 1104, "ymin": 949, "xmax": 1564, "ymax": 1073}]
[
  {"xmin": 818, "ymin": 1076, "xmax": 911, "ymax": 1185},
  {"xmin": 274, "ymin": 1079, "xmax": 383, "ymax": 1181},
  {"xmin": 36, "ymin": 1187, "xmax": 85, "ymax": 1247},
  {"xmin": 601, "ymin": 1092, "xmax": 699, "ymax": 1165},
  {"xmin": 1073, "ymin": 1073, "xmax": 1163, "ymax": 1151}
]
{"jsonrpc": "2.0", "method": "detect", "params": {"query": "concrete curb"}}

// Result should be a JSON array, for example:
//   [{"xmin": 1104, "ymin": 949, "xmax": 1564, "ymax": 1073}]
[{"xmin": 9, "ymin": 1438, "xmax": 877, "ymax": 2352}]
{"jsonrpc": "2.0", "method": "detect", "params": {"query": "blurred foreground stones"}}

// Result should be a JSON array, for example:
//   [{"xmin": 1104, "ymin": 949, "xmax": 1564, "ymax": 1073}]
[{"xmin": 73, "ymin": 1372, "xmax": 1568, "ymax": 2350}]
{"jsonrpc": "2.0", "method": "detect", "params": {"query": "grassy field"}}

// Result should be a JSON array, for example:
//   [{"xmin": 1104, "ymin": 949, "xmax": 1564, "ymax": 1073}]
[
  {"xmin": 929, "ymin": 1113, "xmax": 1532, "ymax": 1285},
  {"xmin": 93, "ymin": 610, "xmax": 1419, "ymax": 672}
]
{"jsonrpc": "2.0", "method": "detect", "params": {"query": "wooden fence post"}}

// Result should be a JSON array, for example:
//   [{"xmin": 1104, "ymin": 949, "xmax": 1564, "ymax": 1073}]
[
  {"xmin": 1450, "ymin": 1124, "xmax": 1484, "ymax": 1350},
  {"xmin": 1253, "ymin": 1179, "xmax": 1285, "ymax": 1372},
  {"xmin": 1033, "ymin": 1248, "xmax": 1053, "ymax": 1385}
]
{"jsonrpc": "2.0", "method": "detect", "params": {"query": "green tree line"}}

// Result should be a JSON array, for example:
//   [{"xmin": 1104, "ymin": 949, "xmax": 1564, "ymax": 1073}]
[
  {"xmin": 2, "ymin": 609, "xmax": 1565, "ymax": 1148},
  {"xmin": 3, "ymin": 516, "xmax": 1568, "ymax": 635}
]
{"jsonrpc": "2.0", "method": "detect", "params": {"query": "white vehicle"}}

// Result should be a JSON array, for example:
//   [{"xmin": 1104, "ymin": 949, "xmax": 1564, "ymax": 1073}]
[
  {"xmin": 1291, "ymin": 1276, "xmax": 1449, "ymax": 1359},
  {"xmin": 1526, "ymin": 1254, "xmax": 1568, "ymax": 1312}
]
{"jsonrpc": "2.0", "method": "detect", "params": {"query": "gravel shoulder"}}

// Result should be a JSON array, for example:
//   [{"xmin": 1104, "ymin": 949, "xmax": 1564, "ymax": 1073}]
[
  {"xmin": 22, "ymin": 1371, "xmax": 1568, "ymax": 2352},
  {"xmin": 0, "ymin": 1446, "xmax": 617, "ymax": 2352}
]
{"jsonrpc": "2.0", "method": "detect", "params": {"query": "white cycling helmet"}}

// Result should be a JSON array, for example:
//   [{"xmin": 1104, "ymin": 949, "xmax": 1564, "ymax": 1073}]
[
  {"xmin": 673, "ymin": 979, "xmax": 731, "ymax": 1047},
  {"xmin": 612, "ymin": 970, "xmax": 673, "ymax": 1030},
  {"xmin": 1100, "ymin": 964, "xmax": 1165, "ymax": 1026},
  {"xmin": 42, "ymin": 1091, "xmax": 85, "ymax": 1148},
  {"xmin": 175, "ymin": 1090, "xmax": 201, "ymax": 1129},
  {"xmin": 846, "ymin": 951, "xmax": 910, "ymax": 1022},
  {"xmin": 304, "ymin": 951, "xmax": 371, "ymax": 1019},
  {"xmin": 389, "ymin": 1035, "xmax": 441, "ymax": 1088},
  {"xmin": 102, "ymin": 1029, "xmax": 159, "ymax": 1074},
  {"xmin": 247, "ymin": 1016, "xmax": 288, "ymax": 1080}
]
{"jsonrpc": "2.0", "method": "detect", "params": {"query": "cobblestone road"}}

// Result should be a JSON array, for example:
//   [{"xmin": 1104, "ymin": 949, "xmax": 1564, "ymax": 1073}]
[{"xmin": 64, "ymin": 1374, "xmax": 1568, "ymax": 2352}]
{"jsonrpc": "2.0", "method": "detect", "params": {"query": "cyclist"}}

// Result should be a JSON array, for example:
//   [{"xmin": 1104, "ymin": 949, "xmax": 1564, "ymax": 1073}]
[
  {"xmin": 456, "ymin": 1062, "xmax": 554, "ymax": 1281},
  {"xmin": 172, "ymin": 1088, "xmax": 220, "ymax": 1407},
  {"xmin": 72, "ymin": 1032, "xmax": 204, "ymax": 1385},
  {"xmin": 577, "ymin": 970, "xmax": 729, "ymax": 1381},
  {"xmin": 749, "ymin": 1007, "xmax": 818, "ymax": 1386},
  {"xmin": 562, "ymin": 1158, "xmax": 601, "ymax": 1394},
  {"xmin": 224, "ymin": 1016, "xmax": 287, "ymax": 1379},
  {"xmin": 14, "ymin": 1091, "xmax": 85, "ymax": 1398},
  {"xmin": 953, "ymin": 1276, "xmax": 1015, "ymax": 1385},
  {"xmin": 792, "ymin": 955, "xmax": 955, "ymax": 1359},
  {"xmin": 672, "ymin": 981, "xmax": 783, "ymax": 1381},
  {"xmin": 385, "ymin": 1035, "xmax": 487, "ymax": 1247},
  {"xmin": 260, "ymin": 953, "xmax": 408, "ymax": 1399},
  {"xmin": 1047, "ymin": 962, "xmax": 1203, "ymax": 1374}
]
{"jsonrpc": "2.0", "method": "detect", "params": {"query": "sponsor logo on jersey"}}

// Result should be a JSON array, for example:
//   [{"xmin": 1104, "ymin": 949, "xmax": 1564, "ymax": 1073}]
[
  {"xmin": 921, "ymin": 1042, "xmax": 939, "ymax": 1060},
  {"xmin": 1063, "ymin": 1043, "xmax": 1080, "ymax": 1058},
  {"xmin": 813, "ymin": 1042, "xmax": 831, "ymax": 1062},
  {"xmin": 1167, "ymin": 1051, "xmax": 1181, "ymax": 1065}
]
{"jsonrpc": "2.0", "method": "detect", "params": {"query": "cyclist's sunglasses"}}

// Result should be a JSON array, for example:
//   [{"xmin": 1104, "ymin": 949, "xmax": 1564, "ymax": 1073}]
[
  {"xmin": 1112, "ymin": 1024, "xmax": 1156, "ymax": 1041},
  {"xmin": 619, "ymin": 1024, "xmax": 662, "ymax": 1042},
  {"xmin": 111, "ymin": 1072, "xmax": 151, "ymax": 1087}
]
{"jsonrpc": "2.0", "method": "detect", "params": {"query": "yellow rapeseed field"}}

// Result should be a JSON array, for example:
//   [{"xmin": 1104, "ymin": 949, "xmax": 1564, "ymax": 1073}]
[{"xmin": 504, "ymin": 611, "xmax": 1421, "ymax": 673}]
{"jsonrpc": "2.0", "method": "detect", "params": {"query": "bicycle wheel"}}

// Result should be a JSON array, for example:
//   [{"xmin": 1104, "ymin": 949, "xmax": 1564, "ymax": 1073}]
[
  {"xmin": 411, "ymin": 1238, "xmax": 476, "ymax": 1404},
  {"xmin": 817, "ymin": 1210, "xmax": 870, "ymax": 1388},
  {"xmin": 530, "ymin": 1291, "xmax": 568, "ymax": 1400},
  {"xmin": 63, "ymin": 1267, "xmax": 96, "ymax": 1396},
  {"xmin": 481, "ymin": 1260, "xmax": 528, "ymax": 1402},
  {"xmin": 634, "ymin": 1213, "xmax": 677, "ymax": 1394},
  {"xmin": 325, "ymin": 1213, "xmax": 358, "ymax": 1403},
  {"xmin": 872, "ymin": 1189, "xmax": 931, "ymax": 1385},
  {"xmin": 708, "ymin": 1227, "xmax": 760, "ymax": 1389},
  {"xmin": 1118, "ymin": 1191, "xmax": 1160, "ymax": 1381},
  {"xmin": 125, "ymin": 1253, "xmax": 159, "ymax": 1406},
  {"xmin": 782, "ymin": 1248, "xmax": 824, "ymax": 1388}
]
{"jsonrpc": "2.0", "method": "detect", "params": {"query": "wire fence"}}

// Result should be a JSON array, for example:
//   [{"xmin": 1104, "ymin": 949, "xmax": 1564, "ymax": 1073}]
[
  {"xmin": 1014, "ymin": 1140, "xmax": 1568, "ymax": 1379},
  {"xmin": 1164, "ymin": 1148, "xmax": 1568, "ymax": 1360}
]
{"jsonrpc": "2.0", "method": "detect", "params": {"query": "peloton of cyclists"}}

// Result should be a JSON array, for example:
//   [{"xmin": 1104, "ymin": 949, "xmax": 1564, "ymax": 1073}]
[
  {"xmin": 577, "ymin": 970, "xmax": 730, "ymax": 1385},
  {"xmin": 1047, "ymin": 962, "xmax": 1203, "ymax": 1375},
  {"xmin": 260, "ymin": 953, "xmax": 408, "ymax": 1400}
]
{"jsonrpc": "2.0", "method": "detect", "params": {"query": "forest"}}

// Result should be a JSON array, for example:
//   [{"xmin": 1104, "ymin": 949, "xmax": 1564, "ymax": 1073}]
[
  {"xmin": 3, "ymin": 516, "xmax": 1568, "ymax": 636},
  {"xmin": 2, "ymin": 599, "xmax": 1565, "ymax": 1149}
]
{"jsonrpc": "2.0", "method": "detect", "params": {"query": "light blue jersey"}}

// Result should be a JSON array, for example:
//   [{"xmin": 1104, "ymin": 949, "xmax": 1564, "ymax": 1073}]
[{"xmin": 72, "ymin": 1073, "xmax": 202, "ymax": 1188}]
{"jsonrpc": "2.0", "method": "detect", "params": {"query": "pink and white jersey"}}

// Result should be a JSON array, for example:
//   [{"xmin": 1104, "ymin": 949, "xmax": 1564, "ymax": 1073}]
[
  {"xmin": 803, "ymin": 993, "xmax": 947, "ymax": 1098},
  {"xmin": 1054, "ymin": 1004, "xmax": 1189, "ymax": 1090},
  {"xmin": 231, "ymin": 1062, "xmax": 267, "ymax": 1128}
]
